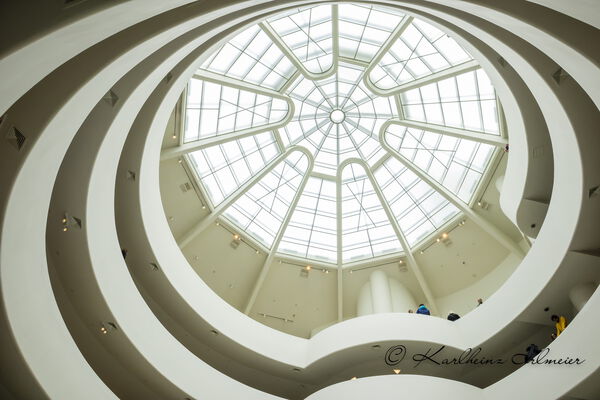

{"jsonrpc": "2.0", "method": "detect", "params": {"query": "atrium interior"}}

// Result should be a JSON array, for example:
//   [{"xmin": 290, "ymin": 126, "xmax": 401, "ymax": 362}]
[{"xmin": 0, "ymin": 1, "xmax": 599, "ymax": 399}]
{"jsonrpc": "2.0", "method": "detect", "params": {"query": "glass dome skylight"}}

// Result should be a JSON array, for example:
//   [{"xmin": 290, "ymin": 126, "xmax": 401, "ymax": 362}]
[{"xmin": 181, "ymin": 3, "xmax": 504, "ymax": 265}]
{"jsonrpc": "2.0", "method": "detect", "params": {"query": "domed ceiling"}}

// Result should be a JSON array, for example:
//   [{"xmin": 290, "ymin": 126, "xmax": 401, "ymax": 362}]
[{"xmin": 177, "ymin": 3, "xmax": 503, "ymax": 266}]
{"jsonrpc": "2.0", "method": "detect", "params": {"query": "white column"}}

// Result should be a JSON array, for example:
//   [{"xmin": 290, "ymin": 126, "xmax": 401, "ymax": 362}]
[{"xmin": 369, "ymin": 270, "xmax": 393, "ymax": 313}]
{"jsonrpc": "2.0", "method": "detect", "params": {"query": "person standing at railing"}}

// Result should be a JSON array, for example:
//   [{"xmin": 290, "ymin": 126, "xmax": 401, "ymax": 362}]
[
  {"xmin": 550, "ymin": 314, "xmax": 567, "ymax": 339},
  {"xmin": 415, "ymin": 304, "xmax": 430, "ymax": 315}
]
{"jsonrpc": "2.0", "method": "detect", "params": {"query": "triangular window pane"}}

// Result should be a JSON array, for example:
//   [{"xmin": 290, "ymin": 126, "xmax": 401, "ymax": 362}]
[
  {"xmin": 369, "ymin": 19, "xmax": 472, "ymax": 90},
  {"xmin": 341, "ymin": 163, "xmax": 402, "ymax": 262},
  {"xmin": 399, "ymin": 69, "xmax": 500, "ymax": 134},
  {"xmin": 384, "ymin": 125, "xmax": 496, "ymax": 203},
  {"xmin": 279, "ymin": 177, "xmax": 337, "ymax": 262},
  {"xmin": 188, "ymin": 131, "xmax": 281, "ymax": 206},
  {"xmin": 374, "ymin": 157, "xmax": 460, "ymax": 246},
  {"xmin": 184, "ymin": 79, "xmax": 289, "ymax": 142},
  {"xmin": 222, "ymin": 151, "xmax": 309, "ymax": 248},
  {"xmin": 201, "ymin": 25, "xmax": 296, "ymax": 90},
  {"xmin": 268, "ymin": 5, "xmax": 334, "ymax": 74}
]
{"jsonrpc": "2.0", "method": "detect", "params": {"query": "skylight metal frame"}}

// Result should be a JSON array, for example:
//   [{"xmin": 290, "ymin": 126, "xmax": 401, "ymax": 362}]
[{"xmin": 170, "ymin": 5, "xmax": 518, "ymax": 275}]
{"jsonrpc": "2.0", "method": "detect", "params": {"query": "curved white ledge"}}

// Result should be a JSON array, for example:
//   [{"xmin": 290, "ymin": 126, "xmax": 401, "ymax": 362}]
[
  {"xmin": 127, "ymin": 0, "xmax": 594, "ymax": 376},
  {"xmin": 306, "ymin": 375, "xmax": 483, "ymax": 400},
  {"xmin": 0, "ymin": 0, "xmax": 599, "ymax": 399}
]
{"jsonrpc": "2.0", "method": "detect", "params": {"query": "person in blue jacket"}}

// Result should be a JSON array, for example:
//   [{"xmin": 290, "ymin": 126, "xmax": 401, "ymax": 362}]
[{"xmin": 415, "ymin": 304, "xmax": 430, "ymax": 315}]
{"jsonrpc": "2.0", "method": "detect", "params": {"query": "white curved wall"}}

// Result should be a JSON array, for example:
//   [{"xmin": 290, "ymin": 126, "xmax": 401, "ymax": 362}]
[{"xmin": 0, "ymin": 1, "xmax": 599, "ymax": 399}]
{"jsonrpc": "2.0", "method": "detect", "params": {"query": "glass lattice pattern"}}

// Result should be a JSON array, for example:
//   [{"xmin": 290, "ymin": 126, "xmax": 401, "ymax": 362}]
[
  {"xmin": 222, "ymin": 151, "xmax": 309, "ymax": 248},
  {"xmin": 279, "ymin": 177, "xmax": 337, "ymax": 262},
  {"xmin": 341, "ymin": 163, "xmax": 402, "ymax": 262},
  {"xmin": 368, "ymin": 19, "xmax": 472, "ymax": 90},
  {"xmin": 183, "ymin": 4, "xmax": 503, "ymax": 264},
  {"xmin": 384, "ymin": 124, "xmax": 495, "ymax": 203},
  {"xmin": 184, "ymin": 79, "xmax": 289, "ymax": 143},
  {"xmin": 201, "ymin": 25, "xmax": 297, "ymax": 90},
  {"xmin": 267, "ymin": 5, "xmax": 334, "ymax": 74},
  {"xmin": 400, "ymin": 69, "xmax": 499, "ymax": 134},
  {"xmin": 188, "ymin": 131, "xmax": 280, "ymax": 205},
  {"xmin": 338, "ymin": 4, "xmax": 405, "ymax": 63},
  {"xmin": 280, "ymin": 62, "xmax": 396, "ymax": 176},
  {"xmin": 374, "ymin": 157, "xmax": 460, "ymax": 246}
]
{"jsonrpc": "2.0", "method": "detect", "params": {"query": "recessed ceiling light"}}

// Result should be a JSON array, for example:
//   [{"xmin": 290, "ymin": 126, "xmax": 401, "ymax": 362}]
[{"xmin": 393, "ymin": 369, "xmax": 401, "ymax": 374}]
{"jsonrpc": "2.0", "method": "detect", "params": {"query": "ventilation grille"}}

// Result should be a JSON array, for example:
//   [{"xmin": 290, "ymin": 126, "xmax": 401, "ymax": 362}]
[
  {"xmin": 6, "ymin": 127, "xmax": 26, "ymax": 150},
  {"xmin": 552, "ymin": 67, "xmax": 569, "ymax": 84},
  {"xmin": 179, "ymin": 182, "xmax": 192, "ymax": 193},
  {"xmin": 102, "ymin": 89, "xmax": 119, "ymax": 107}
]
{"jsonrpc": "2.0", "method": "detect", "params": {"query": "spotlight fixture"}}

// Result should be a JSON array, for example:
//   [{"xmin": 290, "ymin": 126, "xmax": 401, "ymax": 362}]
[
  {"xmin": 442, "ymin": 232, "xmax": 449, "ymax": 239},
  {"xmin": 420, "ymin": 250, "xmax": 424, "ymax": 255},
  {"xmin": 393, "ymin": 369, "xmax": 401, "ymax": 374},
  {"xmin": 233, "ymin": 234, "xmax": 240, "ymax": 240},
  {"xmin": 305, "ymin": 265, "xmax": 311, "ymax": 271},
  {"xmin": 172, "ymin": 134, "xmax": 176, "ymax": 139},
  {"xmin": 62, "ymin": 226, "xmax": 68, "ymax": 232},
  {"xmin": 477, "ymin": 200, "xmax": 489, "ymax": 210},
  {"xmin": 178, "ymin": 158, "xmax": 183, "ymax": 164},
  {"xmin": 436, "ymin": 238, "xmax": 440, "ymax": 243},
  {"xmin": 351, "ymin": 377, "xmax": 357, "ymax": 380}
]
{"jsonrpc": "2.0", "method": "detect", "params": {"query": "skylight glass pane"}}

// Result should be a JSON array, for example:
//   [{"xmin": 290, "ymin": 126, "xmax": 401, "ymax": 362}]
[
  {"xmin": 341, "ymin": 164, "xmax": 402, "ymax": 262},
  {"xmin": 338, "ymin": 4, "xmax": 405, "ymax": 63},
  {"xmin": 184, "ymin": 79, "xmax": 289, "ymax": 142},
  {"xmin": 400, "ymin": 70, "xmax": 500, "ymax": 134},
  {"xmin": 268, "ymin": 5, "xmax": 334, "ymax": 74},
  {"xmin": 201, "ymin": 25, "xmax": 297, "ymax": 90},
  {"xmin": 279, "ymin": 177, "xmax": 337, "ymax": 262},
  {"xmin": 184, "ymin": 6, "xmax": 503, "ymax": 265},
  {"xmin": 188, "ymin": 131, "xmax": 280, "ymax": 206},
  {"xmin": 384, "ymin": 124, "xmax": 496, "ymax": 203},
  {"xmin": 369, "ymin": 19, "xmax": 472, "ymax": 90},
  {"xmin": 374, "ymin": 157, "xmax": 460, "ymax": 246},
  {"xmin": 222, "ymin": 151, "xmax": 309, "ymax": 248},
  {"xmin": 283, "ymin": 62, "xmax": 397, "ymax": 176}
]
